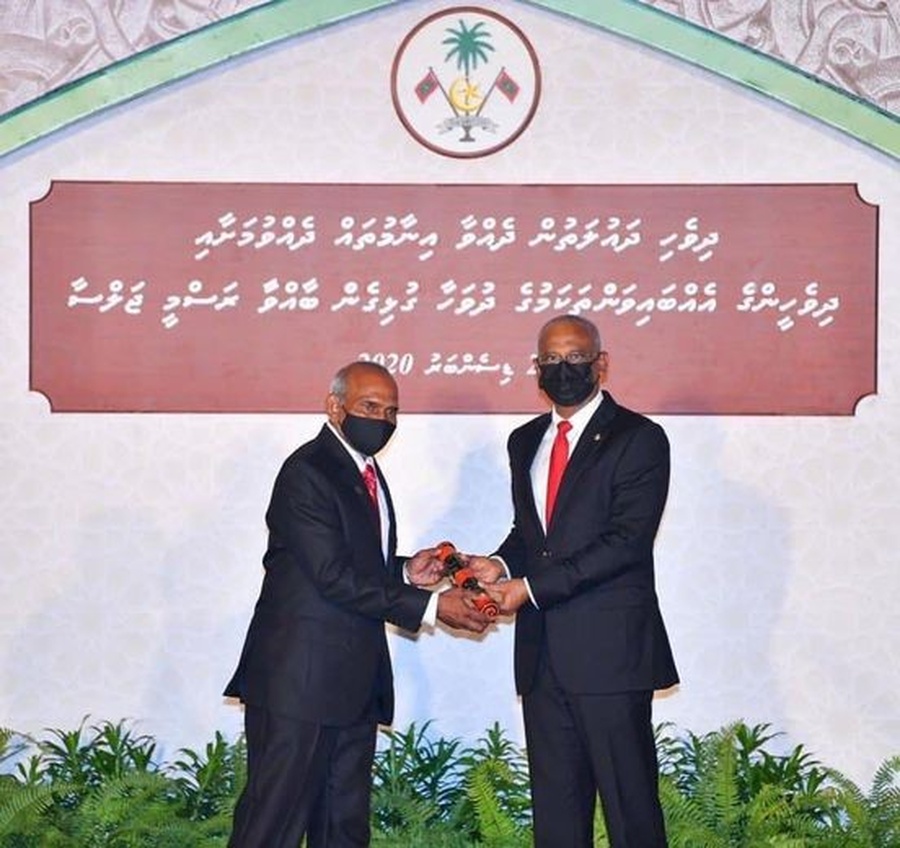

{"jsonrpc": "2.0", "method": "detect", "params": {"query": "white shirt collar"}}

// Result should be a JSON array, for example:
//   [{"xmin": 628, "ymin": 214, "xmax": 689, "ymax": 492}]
[
  {"xmin": 550, "ymin": 388, "xmax": 603, "ymax": 431},
  {"xmin": 327, "ymin": 421, "xmax": 371, "ymax": 471}
]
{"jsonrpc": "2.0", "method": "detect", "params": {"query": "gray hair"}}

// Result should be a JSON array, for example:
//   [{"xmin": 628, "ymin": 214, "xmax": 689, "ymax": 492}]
[
  {"xmin": 538, "ymin": 314, "xmax": 602, "ymax": 352},
  {"xmin": 329, "ymin": 360, "xmax": 393, "ymax": 401}
]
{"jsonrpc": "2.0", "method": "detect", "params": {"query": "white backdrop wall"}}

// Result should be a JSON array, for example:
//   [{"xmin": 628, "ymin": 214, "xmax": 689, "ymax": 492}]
[{"xmin": 1, "ymin": 0, "xmax": 898, "ymax": 788}]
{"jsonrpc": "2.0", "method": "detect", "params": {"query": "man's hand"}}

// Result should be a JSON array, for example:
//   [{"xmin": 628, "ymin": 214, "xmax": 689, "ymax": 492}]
[
  {"xmin": 461, "ymin": 554, "xmax": 506, "ymax": 585},
  {"xmin": 437, "ymin": 587, "xmax": 492, "ymax": 633},
  {"xmin": 484, "ymin": 579, "xmax": 530, "ymax": 615},
  {"xmin": 405, "ymin": 547, "xmax": 444, "ymax": 587}
]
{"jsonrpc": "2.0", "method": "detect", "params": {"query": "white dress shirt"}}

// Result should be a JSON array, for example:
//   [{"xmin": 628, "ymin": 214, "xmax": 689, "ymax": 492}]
[
  {"xmin": 327, "ymin": 422, "xmax": 440, "ymax": 627},
  {"xmin": 514, "ymin": 390, "xmax": 605, "ymax": 608},
  {"xmin": 327, "ymin": 422, "xmax": 388, "ymax": 556},
  {"xmin": 530, "ymin": 391, "xmax": 604, "ymax": 532}
]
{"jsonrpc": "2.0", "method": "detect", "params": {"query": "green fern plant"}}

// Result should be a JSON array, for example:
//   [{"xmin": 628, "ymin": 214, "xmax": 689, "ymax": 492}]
[
  {"xmin": 61, "ymin": 769, "xmax": 228, "ymax": 847},
  {"xmin": 67, "ymin": 770, "xmax": 184, "ymax": 846},
  {"xmin": 464, "ymin": 759, "xmax": 522, "ymax": 846},
  {"xmin": 0, "ymin": 779, "xmax": 59, "ymax": 837},
  {"xmin": 592, "ymin": 801, "xmax": 611, "ymax": 848},
  {"xmin": 370, "ymin": 819, "xmax": 476, "ymax": 847},
  {"xmin": 0, "ymin": 728, "xmax": 28, "ymax": 770},
  {"xmin": 656, "ymin": 721, "xmax": 835, "ymax": 847},
  {"xmin": 0, "ymin": 717, "xmax": 897, "ymax": 847},
  {"xmin": 371, "ymin": 721, "xmax": 466, "ymax": 832},
  {"xmin": 814, "ymin": 754, "xmax": 900, "ymax": 847},
  {"xmin": 0, "ymin": 721, "xmax": 235, "ymax": 847},
  {"xmin": 168, "ymin": 730, "xmax": 246, "ymax": 822},
  {"xmin": 35, "ymin": 717, "xmax": 156, "ymax": 797},
  {"xmin": 454, "ymin": 722, "xmax": 531, "ymax": 845}
]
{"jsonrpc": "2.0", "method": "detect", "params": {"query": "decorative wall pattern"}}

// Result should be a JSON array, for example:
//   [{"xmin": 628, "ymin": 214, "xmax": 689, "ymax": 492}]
[
  {"xmin": 0, "ymin": 1, "xmax": 898, "ymax": 119},
  {"xmin": 1, "ymin": 0, "xmax": 898, "ymax": 794},
  {"xmin": 643, "ymin": 0, "xmax": 900, "ymax": 117},
  {"xmin": 0, "ymin": 0, "xmax": 269, "ymax": 115}
]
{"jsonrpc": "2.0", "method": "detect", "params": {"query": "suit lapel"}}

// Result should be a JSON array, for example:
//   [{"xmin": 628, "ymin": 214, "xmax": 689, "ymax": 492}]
[
  {"xmin": 318, "ymin": 426, "xmax": 386, "ymax": 553},
  {"xmin": 549, "ymin": 392, "xmax": 620, "ymax": 526},
  {"xmin": 513, "ymin": 413, "xmax": 551, "ymax": 535},
  {"xmin": 374, "ymin": 459, "xmax": 396, "ymax": 560}
]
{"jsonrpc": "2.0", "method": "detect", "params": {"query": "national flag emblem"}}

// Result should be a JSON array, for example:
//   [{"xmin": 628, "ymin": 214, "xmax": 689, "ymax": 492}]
[
  {"xmin": 391, "ymin": 8, "xmax": 541, "ymax": 158},
  {"xmin": 415, "ymin": 69, "xmax": 440, "ymax": 103},
  {"xmin": 496, "ymin": 69, "xmax": 520, "ymax": 102}
]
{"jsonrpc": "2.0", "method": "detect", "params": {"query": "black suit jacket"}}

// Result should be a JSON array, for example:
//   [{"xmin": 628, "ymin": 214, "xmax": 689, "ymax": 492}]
[
  {"xmin": 224, "ymin": 425, "xmax": 430, "ymax": 726},
  {"xmin": 496, "ymin": 391, "xmax": 679, "ymax": 697}
]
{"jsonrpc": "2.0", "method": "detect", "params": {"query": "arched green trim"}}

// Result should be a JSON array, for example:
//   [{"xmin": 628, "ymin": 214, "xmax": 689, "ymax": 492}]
[
  {"xmin": 0, "ymin": 0, "xmax": 397, "ymax": 159},
  {"xmin": 0, "ymin": 0, "xmax": 897, "ymax": 160},
  {"xmin": 529, "ymin": 0, "xmax": 899, "ymax": 160}
]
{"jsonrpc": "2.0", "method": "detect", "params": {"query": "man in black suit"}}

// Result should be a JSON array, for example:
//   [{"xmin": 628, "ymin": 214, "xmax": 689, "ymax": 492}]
[
  {"xmin": 224, "ymin": 360, "xmax": 491, "ymax": 848},
  {"xmin": 475, "ymin": 314, "xmax": 679, "ymax": 847}
]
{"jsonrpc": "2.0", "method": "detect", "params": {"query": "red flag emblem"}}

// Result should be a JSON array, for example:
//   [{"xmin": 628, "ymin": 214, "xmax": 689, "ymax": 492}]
[
  {"xmin": 496, "ymin": 69, "xmax": 520, "ymax": 102},
  {"xmin": 415, "ymin": 69, "xmax": 440, "ymax": 103}
]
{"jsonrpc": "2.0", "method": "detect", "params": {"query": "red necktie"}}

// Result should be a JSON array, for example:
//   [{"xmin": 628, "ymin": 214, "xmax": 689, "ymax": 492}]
[
  {"xmin": 362, "ymin": 462, "xmax": 380, "ymax": 527},
  {"xmin": 545, "ymin": 420, "xmax": 572, "ymax": 525}
]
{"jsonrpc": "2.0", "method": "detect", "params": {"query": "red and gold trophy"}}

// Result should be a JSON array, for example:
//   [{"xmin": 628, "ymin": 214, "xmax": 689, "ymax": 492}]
[{"xmin": 435, "ymin": 541, "xmax": 500, "ymax": 618}]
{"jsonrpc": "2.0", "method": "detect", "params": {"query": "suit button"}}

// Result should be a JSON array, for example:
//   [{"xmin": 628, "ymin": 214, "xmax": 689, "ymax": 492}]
[{"xmin": 541, "ymin": 549, "xmax": 552, "ymax": 558}]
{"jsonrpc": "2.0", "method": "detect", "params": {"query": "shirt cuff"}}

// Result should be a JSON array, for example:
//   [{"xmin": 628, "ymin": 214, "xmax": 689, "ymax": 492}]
[
  {"xmin": 422, "ymin": 590, "xmax": 440, "ymax": 628},
  {"xmin": 492, "ymin": 556, "xmax": 534, "ymax": 607},
  {"xmin": 491, "ymin": 555, "xmax": 512, "ymax": 580},
  {"xmin": 523, "ymin": 577, "xmax": 539, "ymax": 609}
]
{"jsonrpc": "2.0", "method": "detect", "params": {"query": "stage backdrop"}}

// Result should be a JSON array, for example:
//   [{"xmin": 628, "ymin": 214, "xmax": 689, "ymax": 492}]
[
  {"xmin": 0, "ymin": 0, "xmax": 898, "ymax": 793},
  {"xmin": 32, "ymin": 181, "xmax": 875, "ymax": 414}
]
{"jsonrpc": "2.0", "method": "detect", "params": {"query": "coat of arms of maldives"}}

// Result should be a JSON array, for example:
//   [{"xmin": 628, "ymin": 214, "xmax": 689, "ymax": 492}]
[{"xmin": 392, "ymin": 6, "xmax": 541, "ymax": 158}]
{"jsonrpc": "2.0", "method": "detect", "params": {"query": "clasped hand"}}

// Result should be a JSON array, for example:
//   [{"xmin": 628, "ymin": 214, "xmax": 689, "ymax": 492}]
[
  {"xmin": 405, "ymin": 547, "xmax": 490, "ymax": 633},
  {"xmin": 405, "ymin": 548, "xmax": 529, "ymax": 623},
  {"xmin": 406, "ymin": 548, "xmax": 504, "ymax": 588},
  {"xmin": 459, "ymin": 555, "xmax": 530, "ymax": 616}
]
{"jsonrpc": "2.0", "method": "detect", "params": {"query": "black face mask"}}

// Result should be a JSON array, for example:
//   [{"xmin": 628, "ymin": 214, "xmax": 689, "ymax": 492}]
[
  {"xmin": 538, "ymin": 361, "xmax": 597, "ymax": 407},
  {"xmin": 341, "ymin": 411, "xmax": 396, "ymax": 456}
]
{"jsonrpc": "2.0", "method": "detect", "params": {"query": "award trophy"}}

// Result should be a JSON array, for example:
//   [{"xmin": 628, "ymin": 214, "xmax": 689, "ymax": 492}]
[{"xmin": 435, "ymin": 541, "xmax": 500, "ymax": 618}]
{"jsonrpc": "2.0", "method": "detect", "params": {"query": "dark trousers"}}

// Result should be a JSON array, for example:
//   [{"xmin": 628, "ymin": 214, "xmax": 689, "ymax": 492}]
[
  {"xmin": 228, "ymin": 706, "xmax": 377, "ymax": 848},
  {"xmin": 522, "ymin": 656, "xmax": 668, "ymax": 848}
]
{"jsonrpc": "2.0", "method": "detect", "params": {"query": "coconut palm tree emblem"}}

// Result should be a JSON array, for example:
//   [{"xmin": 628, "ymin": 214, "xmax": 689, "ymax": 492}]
[
  {"xmin": 414, "ymin": 18, "xmax": 521, "ymax": 144},
  {"xmin": 444, "ymin": 20, "xmax": 492, "ymax": 141},
  {"xmin": 395, "ymin": 7, "xmax": 539, "ymax": 157}
]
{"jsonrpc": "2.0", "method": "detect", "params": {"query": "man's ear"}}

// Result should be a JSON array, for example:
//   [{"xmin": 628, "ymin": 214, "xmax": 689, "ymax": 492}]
[
  {"xmin": 325, "ymin": 392, "xmax": 342, "ymax": 424},
  {"xmin": 596, "ymin": 351, "xmax": 610, "ymax": 384}
]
